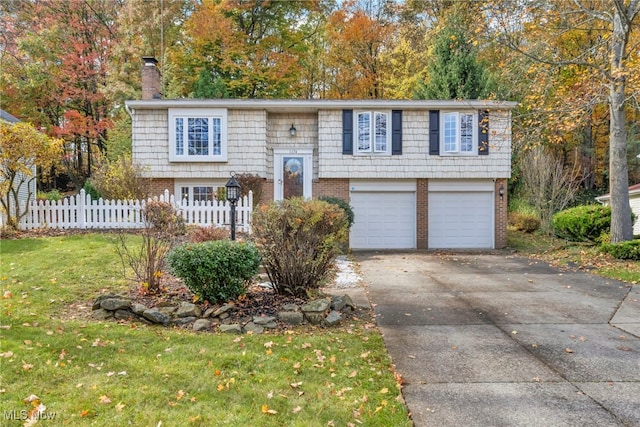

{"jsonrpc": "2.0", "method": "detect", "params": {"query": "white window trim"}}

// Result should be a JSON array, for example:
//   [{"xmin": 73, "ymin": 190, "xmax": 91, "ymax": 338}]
[
  {"xmin": 169, "ymin": 108, "xmax": 228, "ymax": 162},
  {"xmin": 440, "ymin": 111, "xmax": 477, "ymax": 156},
  {"xmin": 273, "ymin": 148, "xmax": 313, "ymax": 201},
  {"xmin": 174, "ymin": 180, "xmax": 227, "ymax": 205},
  {"xmin": 354, "ymin": 110, "xmax": 391, "ymax": 156}
]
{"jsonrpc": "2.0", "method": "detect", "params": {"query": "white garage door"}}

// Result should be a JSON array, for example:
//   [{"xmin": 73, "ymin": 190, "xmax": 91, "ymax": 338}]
[
  {"xmin": 350, "ymin": 181, "xmax": 416, "ymax": 250},
  {"xmin": 429, "ymin": 180, "xmax": 494, "ymax": 249}
]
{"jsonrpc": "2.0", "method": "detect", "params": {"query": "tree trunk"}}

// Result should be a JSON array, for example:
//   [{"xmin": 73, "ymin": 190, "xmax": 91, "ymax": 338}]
[{"xmin": 608, "ymin": 6, "xmax": 633, "ymax": 243}]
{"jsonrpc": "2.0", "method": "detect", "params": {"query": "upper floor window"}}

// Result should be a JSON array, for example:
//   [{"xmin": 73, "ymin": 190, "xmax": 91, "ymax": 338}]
[
  {"xmin": 169, "ymin": 108, "xmax": 228, "ymax": 162},
  {"xmin": 442, "ymin": 112, "xmax": 476, "ymax": 155},
  {"xmin": 356, "ymin": 111, "xmax": 391, "ymax": 155}
]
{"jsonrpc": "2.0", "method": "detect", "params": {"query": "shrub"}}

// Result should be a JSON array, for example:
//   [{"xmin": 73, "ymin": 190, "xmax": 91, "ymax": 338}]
[
  {"xmin": 188, "ymin": 226, "xmax": 229, "ymax": 243},
  {"xmin": 166, "ymin": 240, "xmax": 261, "ymax": 303},
  {"xmin": 508, "ymin": 212, "xmax": 541, "ymax": 233},
  {"xmin": 236, "ymin": 173, "xmax": 264, "ymax": 208},
  {"xmin": 252, "ymin": 197, "xmax": 349, "ymax": 298},
  {"xmin": 36, "ymin": 189, "xmax": 62, "ymax": 201},
  {"xmin": 318, "ymin": 196, "xmax": 355, "ymax": 229},
  {"xmin": 88, "ymin": 155, "xmax": 149, "ymax": 200},
  {"xmin": 551, "ymin": 205, "xmax": 611, "ymax": 242},
  {"xmin": 115, "ymin": 200, "xmax": 185, "ymax": 294},
  {"xmin": 600, "ymin": 240, "xmax": 640, "ymax": 260},
  {"xmin": 82, "ymin": 180, "xmax": 101, "ymax": 200}
]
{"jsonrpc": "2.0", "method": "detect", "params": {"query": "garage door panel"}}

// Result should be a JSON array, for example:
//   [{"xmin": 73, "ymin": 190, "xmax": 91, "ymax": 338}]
[
  {"xmin": 429, "ymin": 191, "xmax": 494, "ymax": 249},
  {"xmin": 350, "ymin": 192, "xmax": 416, "ymax": 250}
]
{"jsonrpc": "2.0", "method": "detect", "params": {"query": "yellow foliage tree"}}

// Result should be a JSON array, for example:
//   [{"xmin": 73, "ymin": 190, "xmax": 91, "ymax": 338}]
[{"xmin": 0, "ymin": 121, "xmax": 63, "ymax": 229}]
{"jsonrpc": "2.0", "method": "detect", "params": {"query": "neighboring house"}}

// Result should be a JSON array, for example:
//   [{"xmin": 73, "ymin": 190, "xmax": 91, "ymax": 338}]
[
  {"xmin": 596, "ymin": 183, "xmax": 640, "ymax": 236},
  {"xmin": 126, "ymin": 58, "xmax": 516, "ymax": 250},
  {"xmin": 0, "ymin": 109, "xmax": 36, "ymax": 226}
]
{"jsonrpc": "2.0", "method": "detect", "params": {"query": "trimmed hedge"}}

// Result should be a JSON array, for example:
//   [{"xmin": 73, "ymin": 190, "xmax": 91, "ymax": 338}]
[
  {"xmin": 166, "ymin": 240, "xmax": 261, "ymax": 303},
  {"xmin": 551, "ymin": 205, "xmax": 611, "ymax": 242},
  {"xmin": 600, "ymin": 240, "xmax": 640, "ymax": 260},
  {"xmin": 318, "ymin": 196, "xmax": 355, "ymax": 229}
]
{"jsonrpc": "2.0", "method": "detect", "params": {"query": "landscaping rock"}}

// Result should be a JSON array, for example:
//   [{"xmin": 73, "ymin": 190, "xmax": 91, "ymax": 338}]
[
  {"xmin": 243, "ymin": 322, "xmax": 264, "ymax": 334},
  {"xmin": 176, "ymin": 302, "xmax": 201, "ymax": 318},
  {"xmin": 114, "ymin": 309, "xmax": 135, "ymax": 320},
  {"xmin": 324, "ymin": 310, "xmax": 342, "ymax": 326},
  {"xmin": 282, "ymin": 303, "xmax": 300, "ymax": 312},
  {"xmin": 252, "ymin": 316, "xmax": 276, "ymax": 326},
  {"xmin": 91, "ymin": 308, "xmax": 113, "ymax": 320},
  {"xmin": 100, "ymin": 297, "xmax": 131, "ymax": 311},
  {"xmin": 142, "ymin": 309, "xmax": 170, "ymax": 325},
  {"xmin": 193, "ymin": 319, "xmax": 211, "ymax": 332},
  {"xmin": 330, "ymin": 295, "xmax": 354, "ymax": 312},
  {"xmin": 278, "ymin": 311, "xmax": 304, "ymax": 325},
  {"xmin": 172, "ymin": 317, "xmax": 197, "ymax": 326},
  {"xmin": 131, "ymin": 303, "xmax": 148, "ymax": 315},
  {"xmin": 219, "ymin": 324, "xmax": 242, "ymax": 334},
  {"xmin": 92, "ymin": 294, "xmax": 122, "ymax": 310},
  {"xmin": 213, "ymin": 303, "xmax": 234, "ymax": 318},
  {"xmin": 301, "ymin": 298, "xmax": 331, "ymax": 325},
  {"xmin": 202, "ymin": 307, "xmax": 216, "ymax": 318},
  {"xmin": 157, "ymin": 306, "xmax": 177, "ymax": 316}
]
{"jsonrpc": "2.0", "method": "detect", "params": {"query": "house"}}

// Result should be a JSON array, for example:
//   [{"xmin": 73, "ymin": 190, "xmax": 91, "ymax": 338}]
[
  {"xmin": 0, "ymin": 108, "xmax": 36, "ymax": 227},
  {"xmin": 125, "ymin": 58, "xmax": 516, "ymax": 250},
  {"xmin": 596, "ymin": 183, "xmax": 640, "ymax": 236}
]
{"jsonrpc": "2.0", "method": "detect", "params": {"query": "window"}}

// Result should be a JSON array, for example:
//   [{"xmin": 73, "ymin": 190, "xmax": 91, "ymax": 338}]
[
  {"xmin": 169, "ymin": 109, "xmax": 227, "ymax": 162},
  {"xmin": 179, "ymin": 185, "xmax": 216, "ymax": 206},
  {"xmin": 442, "ymin": 112, "xmax": 477, "ymax": 155},
  {"xmin": 356, "ymin": 111, "xmax": 390, "ymax": 155}
]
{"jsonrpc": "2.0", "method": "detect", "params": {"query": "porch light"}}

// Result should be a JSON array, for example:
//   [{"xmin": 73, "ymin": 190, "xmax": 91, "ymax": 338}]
[
  {"xmin": 499, "ymin": 184, "xmax": 505, "ymax": 200},
  {"xmin": 225, "ymin": 173, "xmax": 241, "ymax": 240},
  {"xmin": 289, "ymin": 123, "xmax": 297, "ymax": 137}
]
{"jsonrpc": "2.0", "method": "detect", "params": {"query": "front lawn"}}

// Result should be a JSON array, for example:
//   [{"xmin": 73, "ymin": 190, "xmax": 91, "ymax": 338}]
[
  {"xmin": 0, "ymin": 233, "xmax": 411, "ymax": 426},
  {"xmin": 507, "ymin": 229, "xmax": 640, "ymax": 284}
]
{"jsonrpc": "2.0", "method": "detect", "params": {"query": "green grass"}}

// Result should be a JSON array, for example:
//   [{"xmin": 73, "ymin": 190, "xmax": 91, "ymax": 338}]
[
  {"xmin": 0, "ymin": 234, "xmax": 411, "ymax": 426},
  {"xmin": 507, "ymin": 229, "xmax": 640, "ymax": 284}
]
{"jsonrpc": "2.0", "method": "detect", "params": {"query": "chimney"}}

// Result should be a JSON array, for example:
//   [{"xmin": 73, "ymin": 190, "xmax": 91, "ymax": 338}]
[{"xmin": 141, "ymin": 57, "xmax": 162, "ymax": 100}]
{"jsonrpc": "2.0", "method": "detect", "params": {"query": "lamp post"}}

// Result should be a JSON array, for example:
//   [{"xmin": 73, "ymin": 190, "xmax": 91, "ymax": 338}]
[{"xmin": 225, "ymin": 174, "xmax": 241, "ymax": 241}]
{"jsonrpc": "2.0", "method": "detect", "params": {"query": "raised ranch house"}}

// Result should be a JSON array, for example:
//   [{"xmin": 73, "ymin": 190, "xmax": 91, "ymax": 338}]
[
  {"xmin": 596, "ymin": 183, "xmax": 640, "ymax": 236},
  {"xmin": 126, "ymin": 58, "xmax": 516, "ymax": 250}
]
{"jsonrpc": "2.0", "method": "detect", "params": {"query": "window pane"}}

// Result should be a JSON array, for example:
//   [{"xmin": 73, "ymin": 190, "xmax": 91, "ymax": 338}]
[
  {"xmin": 444, "ymin": 114, "xmax": 457, "ymax": 152},
  {"xmin": 193, "ymin": 186, "xmax": 214, "ymax": 203},
  {"xmin": 357, "ymin": 112, "xmax": 371, "ymax": 152},
  {"xmin": 374, "ymin": 112, "xmax": 387, "ymax": 152},
  {"xmin": 175, "ymin": 118, "xmax": 184, "ymax": 155},
  {"xmin": 460, "ymin": 114, "xmax": 473, "ymax": 152},
  {"xmin": 212, "ymin": 117, "xmax": 221, "ymax": 156},
  {"xmin": 188, "ymin": 118, "xmax": 209, "ymax": 155},
  {"xmin": 180, "ymin": 187, "xmax": 189, "ymax": 205}
]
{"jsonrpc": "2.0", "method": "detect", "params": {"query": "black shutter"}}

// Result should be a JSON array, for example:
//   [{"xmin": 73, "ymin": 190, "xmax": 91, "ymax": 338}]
[
  {"xmin": 478, "ymin": 109, "xmax": 489, "ymax": 155},
  {"xmin": 391, "ymin": 110, "xmax": 402, "ymax": 155},
  {"xmin": 429, "ymin": 110, "xmax": 440, "ymax": 155},
  {"xmin": 342, "ymin": 110, "xmax": 353, "ymax": 154}
]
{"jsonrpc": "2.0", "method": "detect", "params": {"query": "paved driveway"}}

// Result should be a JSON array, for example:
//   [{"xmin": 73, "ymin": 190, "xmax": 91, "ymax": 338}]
[{"xmin": 354, "ymin": 252, "xmax": 640, "ymax": 427}]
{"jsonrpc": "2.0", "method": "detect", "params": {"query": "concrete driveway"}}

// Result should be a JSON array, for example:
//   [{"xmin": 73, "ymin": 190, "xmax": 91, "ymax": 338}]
[{"xmin": 354, "ymin": 252, "xmax": 640, "ymax": 427}]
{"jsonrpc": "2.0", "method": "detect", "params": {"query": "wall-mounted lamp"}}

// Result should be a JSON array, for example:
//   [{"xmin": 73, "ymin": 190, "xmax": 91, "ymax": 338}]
[
  {"xmin": 289, "ymin": 123, "xmax": 297, "ymax": 137},
  {"xmin": 499, "ymin": 184, "xmax": 505, "ymax": 200}
]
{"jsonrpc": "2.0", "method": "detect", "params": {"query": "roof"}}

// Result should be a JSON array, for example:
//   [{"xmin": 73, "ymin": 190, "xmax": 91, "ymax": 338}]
[
  {"xmin": 596, "ymin": 183, "xmax": 640, "ymax": 202},
  {"xmin": 125, "ymin": 98, "xmax": 518, "ymax": 113},
  {"xmin": 0, "ymin": 109, "xmax": 19, "ymax": 123}
]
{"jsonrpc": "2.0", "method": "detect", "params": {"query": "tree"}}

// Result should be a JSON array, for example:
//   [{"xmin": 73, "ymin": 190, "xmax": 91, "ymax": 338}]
[
  {"xmin": 415, "ymin": 3, "xmax": 497, "ymax": 100},
  {"xmin": 494, "ymin": 0, "xmax": 639, "ymax": 242},
  {"xmin": 0, "ymin": 121, "xmax": 63, "ymax": 229}
]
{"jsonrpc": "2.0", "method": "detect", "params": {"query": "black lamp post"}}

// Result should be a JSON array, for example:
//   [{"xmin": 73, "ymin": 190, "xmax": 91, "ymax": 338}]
[{"xmin": 225, "ymin": 174, "xmax": 241, "ymax": 241}]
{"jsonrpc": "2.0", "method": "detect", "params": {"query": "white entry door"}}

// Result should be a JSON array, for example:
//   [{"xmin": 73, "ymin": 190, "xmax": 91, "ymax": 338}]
[{"xmin": 274, "ymin": 149, "xmax": 312, "ymax": 200}]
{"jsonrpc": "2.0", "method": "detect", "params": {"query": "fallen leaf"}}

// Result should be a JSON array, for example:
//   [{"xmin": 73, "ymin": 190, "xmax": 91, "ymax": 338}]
[
  {"xmin": 292, "ymin": 406, "xmax": 302, "ymax": 414},
  {"xmin": 176, "ymin": 390, "xmax": 185, "ymax": 400},
  {"xmin": 261, "ymin": 404, "xmax": 277, "ymax": 415},
  {"xmin": 0, "ymin": 351, "xmax": 14, "ymax": 358},
  {"xmin": 264, "ymin": 341, "xmax": 274, "ymax": 348},
  {"xmin": 348, "ymin": 370, "xmax": 358, "ymax": 378},
  {"xmin": 115, "ymin": 402, "xmax": 125, "ymax": 412},
  {"xmin": 379, "ymin": 387, "xmax": 389, "ymax": 394},
  {"xmin": 99, "ymin": 395, "xmax": 112, "ymax": 404},
  {"xmin": 22, "ymin": 361, "xmax": 33, "ymax": 371},
  {"xmin": 565, "ymin": 348, "xmax": 574, "ymax": 353}
]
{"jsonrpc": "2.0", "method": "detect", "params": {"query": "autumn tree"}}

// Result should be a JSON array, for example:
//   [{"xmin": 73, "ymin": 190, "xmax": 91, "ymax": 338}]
[
  {"xmin": 494, "ymin": 0, "xmax": 639, "ymax": 242},
  {"xmin": 0, "ymin": 121, "xmax": 63, "ymax": 229}
]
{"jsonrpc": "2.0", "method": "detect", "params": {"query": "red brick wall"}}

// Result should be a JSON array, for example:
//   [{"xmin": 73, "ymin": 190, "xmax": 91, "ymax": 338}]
[
  {"xmin": 495, "ymin": 178, "xmax": 508, "ymax": 248},
  {"xmin": 313, "ymin": 178, "xmax": 350, "ymax": 201},
  {"xmin": 417, "ymin": 179, "xmax": 428, "ymax": 249},
  {"xmin": 148, "ymin": 178, "xmax": 174, "ymax": 198}
]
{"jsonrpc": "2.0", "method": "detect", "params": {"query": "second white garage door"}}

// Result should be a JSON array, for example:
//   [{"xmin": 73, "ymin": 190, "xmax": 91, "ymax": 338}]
[
  {"xmin": 428, "ymin": 180, "xmax": 494, "ymax": 249},
  {"xmin": 350, "ymin": 181, "xmax": 416, "ymax": 250}
]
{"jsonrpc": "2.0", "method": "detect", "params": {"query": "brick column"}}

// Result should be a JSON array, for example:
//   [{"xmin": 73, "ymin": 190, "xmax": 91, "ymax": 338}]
[{"xmin": 495, "ymin": 178, "xmax": 508, "ymax": 248}]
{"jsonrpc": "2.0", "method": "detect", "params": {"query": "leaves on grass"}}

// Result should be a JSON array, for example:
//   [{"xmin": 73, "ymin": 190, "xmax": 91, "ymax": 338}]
[{"xmin": 261, "ymin": 404, "xmax": 277, "ymax": 415}]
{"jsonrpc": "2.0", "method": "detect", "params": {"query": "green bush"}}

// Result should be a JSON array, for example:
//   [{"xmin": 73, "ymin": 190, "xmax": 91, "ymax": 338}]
[
  {"xmin": 508, "ymin": 212, "xmax": 541, "ymax": 233},
  {"xmin": 252, "ymin": 197, "xmax": 349, "ymax": 298},
  {"xmin": 319, "ymin": 196, "xmax": 355, "ymax": 229},
  {"xmin": 83, "ymin": 180, "xmax": 101, "ymax": 200},
  {"xmin": 551, "ymin": 205, "xmax": 611, "ymax": 242},
  {"xmin": 166, "ymin": 240, "xmax": 261, "ymax": 303},
  {"xmin": 600, "ymin": 240, "xmax": 640, "ymax": 260},
  {"xmin": 36, "ymin": 189, "xmax": 62, "ymax": 201}
]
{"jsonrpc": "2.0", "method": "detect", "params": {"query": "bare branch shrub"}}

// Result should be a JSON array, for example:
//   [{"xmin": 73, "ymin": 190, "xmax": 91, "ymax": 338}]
[
  {"xmin": 115, "ymin": 200, "xmax": 185, "ymax": 294},
  {"xmin": 520, "ymin": 146, "xmax": 583, "ymax": 231}
]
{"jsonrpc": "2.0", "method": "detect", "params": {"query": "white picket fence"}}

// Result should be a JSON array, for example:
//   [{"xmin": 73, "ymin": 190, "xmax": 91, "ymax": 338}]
[{"xmin": 12, "ymin": 189, "xmax": 253, "ymax": 232}]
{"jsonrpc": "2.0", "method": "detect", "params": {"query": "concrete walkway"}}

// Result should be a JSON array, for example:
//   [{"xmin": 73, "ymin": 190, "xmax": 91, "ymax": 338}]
[{"xmin": 354, "ymin": 252, "xmax": 640, "ymax": 427}]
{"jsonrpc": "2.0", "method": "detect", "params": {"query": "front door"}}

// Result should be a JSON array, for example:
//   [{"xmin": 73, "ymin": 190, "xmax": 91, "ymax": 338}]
[{"xmin": 274, "ymin": 149, "xmax": 312, "ymax": 200}]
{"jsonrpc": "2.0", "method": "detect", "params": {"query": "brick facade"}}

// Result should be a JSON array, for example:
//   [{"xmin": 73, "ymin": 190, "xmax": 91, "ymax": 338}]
[
  {"xmin": 494, "ymin": 178, "xmax": 508, "ymax": 249},
  {"xmin": 148, "ymin": 178, "xmax": 174, "ymax": 198},
  {"xmin": 417, "ymin": 179, "xmax": 428, "ymax": 249}
]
